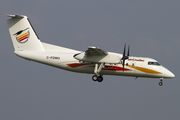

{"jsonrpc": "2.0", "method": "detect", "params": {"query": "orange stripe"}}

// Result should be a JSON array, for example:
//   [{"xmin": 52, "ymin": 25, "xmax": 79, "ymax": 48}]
[
  {"xmin": 18, "ymin": 34, "xmax": 28, "ymax": 41},
  {"xmin": 17, "ymin": 32, "xmax": 28, "ymax": 39}
]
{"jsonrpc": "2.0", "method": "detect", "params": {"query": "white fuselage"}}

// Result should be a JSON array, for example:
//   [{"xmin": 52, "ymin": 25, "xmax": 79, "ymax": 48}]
[{"xmin": 14, "ymin": 42, "xmax": 174, "ymax": 79}]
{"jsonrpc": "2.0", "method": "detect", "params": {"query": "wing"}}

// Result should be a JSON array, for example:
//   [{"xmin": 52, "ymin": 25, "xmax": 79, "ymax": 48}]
[{"xmin": 74, "ymin": 46, "xmax": 121, "ymax": 63}]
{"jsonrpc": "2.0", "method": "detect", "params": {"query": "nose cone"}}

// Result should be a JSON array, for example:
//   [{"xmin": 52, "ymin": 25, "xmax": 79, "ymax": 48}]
[
  {"xmin": 162, "ymin": 67, "xmax": 175, "ymax": 78},
  {"xmin": 167, "ymin": 71, "xmax": 175, "ymax": 78}
]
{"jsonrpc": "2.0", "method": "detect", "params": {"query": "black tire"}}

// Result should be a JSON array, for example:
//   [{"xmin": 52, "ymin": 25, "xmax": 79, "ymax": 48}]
[
  {"xmin": 97, "ymin": 76, "xmax": 103, "ymax": 82},
  {"xmin": 92, "ymin": 75, "xmax": 98, "ymax": 81},
  {"xmin": 158, "ymin": 82, "xmax": 163, "ymax": 86}
]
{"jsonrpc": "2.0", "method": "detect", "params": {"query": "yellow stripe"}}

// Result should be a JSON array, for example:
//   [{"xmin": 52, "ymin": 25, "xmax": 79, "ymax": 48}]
[
  {"xmin": 128, "ymin": 65, "xmax": 162, "ymax": 74},
  {"xmin": 17, "ymin": 32, "xmax": 28, "ymax": 39}
]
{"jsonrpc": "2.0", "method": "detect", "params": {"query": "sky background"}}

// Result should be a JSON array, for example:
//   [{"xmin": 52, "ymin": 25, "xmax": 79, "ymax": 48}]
[{"xmin": 0, "ymin": 0, "xmax": 179, "ymax": 120}]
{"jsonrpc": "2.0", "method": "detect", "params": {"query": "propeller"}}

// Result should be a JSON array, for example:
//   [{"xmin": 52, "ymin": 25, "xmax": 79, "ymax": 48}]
[{"xmin": 121, "ymin": 44, "xmax": 130, "ymax": 72}]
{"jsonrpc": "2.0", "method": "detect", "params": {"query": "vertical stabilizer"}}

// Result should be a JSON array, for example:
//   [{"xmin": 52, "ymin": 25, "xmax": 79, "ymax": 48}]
[{"xmin": 7, "ymin": 15, "xmax": 44, "ymax": 51}]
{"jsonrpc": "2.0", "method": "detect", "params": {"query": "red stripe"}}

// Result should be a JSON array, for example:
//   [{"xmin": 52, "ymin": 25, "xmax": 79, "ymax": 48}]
[
  {"xmin": 102, "ymin": 66, "xmax": 131, "ymax": 71},
  {"xmin": 67, "ymin": 63, "xmax": 92, "ymax": 68},
  {"xmin": 18, "ymin": 34, "xmax": 28, "ymax": 41},
  {"xmin": 67, "ymin": 63, "xmax": 131, "ymax": 71},
  {"xmin": 19, "ymin": 34, "xmax": 28, "ymax": 41},
  {"xmin": 90, "ymin": 65, "xmax": 131, "ymax": 71}
]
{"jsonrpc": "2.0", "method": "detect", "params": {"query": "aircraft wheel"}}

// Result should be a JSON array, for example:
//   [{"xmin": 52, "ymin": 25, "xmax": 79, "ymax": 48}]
[
  {"xmin": 158, "ymin": 79, "xmax": 163, "ymax": 86},
  {"xmin": 92, "ymin": 75, "xmax": 98, "ymax": 81},
  {"xmin": 158, "ymin": 82, "xmax": 163, "ymax": 86},
  {"xmin": 97, "ymin": 76, "xmax": 103, "ymax": 82}
]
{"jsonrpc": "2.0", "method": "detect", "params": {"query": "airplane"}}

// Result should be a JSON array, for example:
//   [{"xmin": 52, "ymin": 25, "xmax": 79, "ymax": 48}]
[{"xmin": 6, "ymin": 15, "xmax": 175, "ymax": 86}]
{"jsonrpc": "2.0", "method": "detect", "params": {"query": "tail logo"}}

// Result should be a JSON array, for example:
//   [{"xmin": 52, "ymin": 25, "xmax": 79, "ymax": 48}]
[{"xmin": 14, "ymin": 28, "xmax": 30, "ymax": 43}]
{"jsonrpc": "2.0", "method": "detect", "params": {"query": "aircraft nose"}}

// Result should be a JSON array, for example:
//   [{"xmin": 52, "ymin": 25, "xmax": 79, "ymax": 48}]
[
  {"xmin": 168, "ymin": 71, "xmax": 175, "ymax": 78},
  {"xmin": 162, "ymin": 68, "xmax": 175, "ymax": 78}
]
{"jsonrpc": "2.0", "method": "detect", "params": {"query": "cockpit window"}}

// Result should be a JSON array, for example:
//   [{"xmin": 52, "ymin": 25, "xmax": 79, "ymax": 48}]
[{"xmin": 148, "ymin": 62, "xmax": 161, "ymax": 66}]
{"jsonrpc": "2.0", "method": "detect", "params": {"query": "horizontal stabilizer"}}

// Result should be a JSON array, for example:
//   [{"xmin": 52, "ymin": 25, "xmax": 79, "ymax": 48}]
[{"xmin": 7, "ymin": 14, "xmax": 25, "ymax": 18}]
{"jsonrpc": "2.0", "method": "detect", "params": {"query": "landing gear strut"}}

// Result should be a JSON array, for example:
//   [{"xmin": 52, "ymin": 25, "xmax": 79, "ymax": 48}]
[
  {"xmin": 92, "ymin": 75, "xmax": 103, "ymax": 82},
  {"xmin": 158, "ymin": 78, "xmax": 163, "ymax": 86},
  {"xmin": 92, "ymin": 63, "xmax": 104, "ymax": 82}
]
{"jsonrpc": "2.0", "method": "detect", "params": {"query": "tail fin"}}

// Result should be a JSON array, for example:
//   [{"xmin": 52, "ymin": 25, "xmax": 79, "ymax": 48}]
[{"xmin": 7, "ymin": 15, "xmax": 44, "ymax": 51}]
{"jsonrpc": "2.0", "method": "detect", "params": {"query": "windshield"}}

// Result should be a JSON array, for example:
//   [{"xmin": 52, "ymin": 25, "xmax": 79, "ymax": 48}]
[{"xmin": 148, "ymin": 61, "xmax": 161, "ymax": 66}]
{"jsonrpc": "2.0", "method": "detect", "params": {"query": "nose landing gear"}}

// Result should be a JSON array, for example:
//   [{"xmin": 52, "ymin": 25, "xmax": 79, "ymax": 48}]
[{"xmin": 158, "ymin": 78, "xmax": 163, "ymax": 86}]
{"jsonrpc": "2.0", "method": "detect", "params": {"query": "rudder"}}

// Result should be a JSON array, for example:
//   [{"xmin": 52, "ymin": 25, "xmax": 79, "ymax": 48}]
[{"xmin": 7, "ymin": 15, "xmax": 44, "ymax": 51}]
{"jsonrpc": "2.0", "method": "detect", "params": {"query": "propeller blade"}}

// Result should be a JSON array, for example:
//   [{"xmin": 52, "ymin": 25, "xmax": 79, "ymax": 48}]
[
  {"xmin": 121, "ymin": 43, "xmax": 130, "ymax": 72},
  {"xmin": 123, "ymin": 43, "xmax": 126, "ymax": 58},
  {"xmin": 127, "ymin": 45, "xmax": 130, "ymax": 57},
  {"xmin": 122, "ymin": 59, "xmax": 125, "ymax": 72}
]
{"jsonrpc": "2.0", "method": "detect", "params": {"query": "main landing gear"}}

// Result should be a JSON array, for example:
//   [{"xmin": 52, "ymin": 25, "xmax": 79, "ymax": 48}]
[
  {"xmin": 158, "ymin": 78, "xmax": 163, "ymax": 86},
  {"xmin": 92, "ymin": 75, "xmax": 103, "ymax": 82},
  {"xmin": 92, "ymin": 63, "xmax": 104, "ymax": 82}
]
